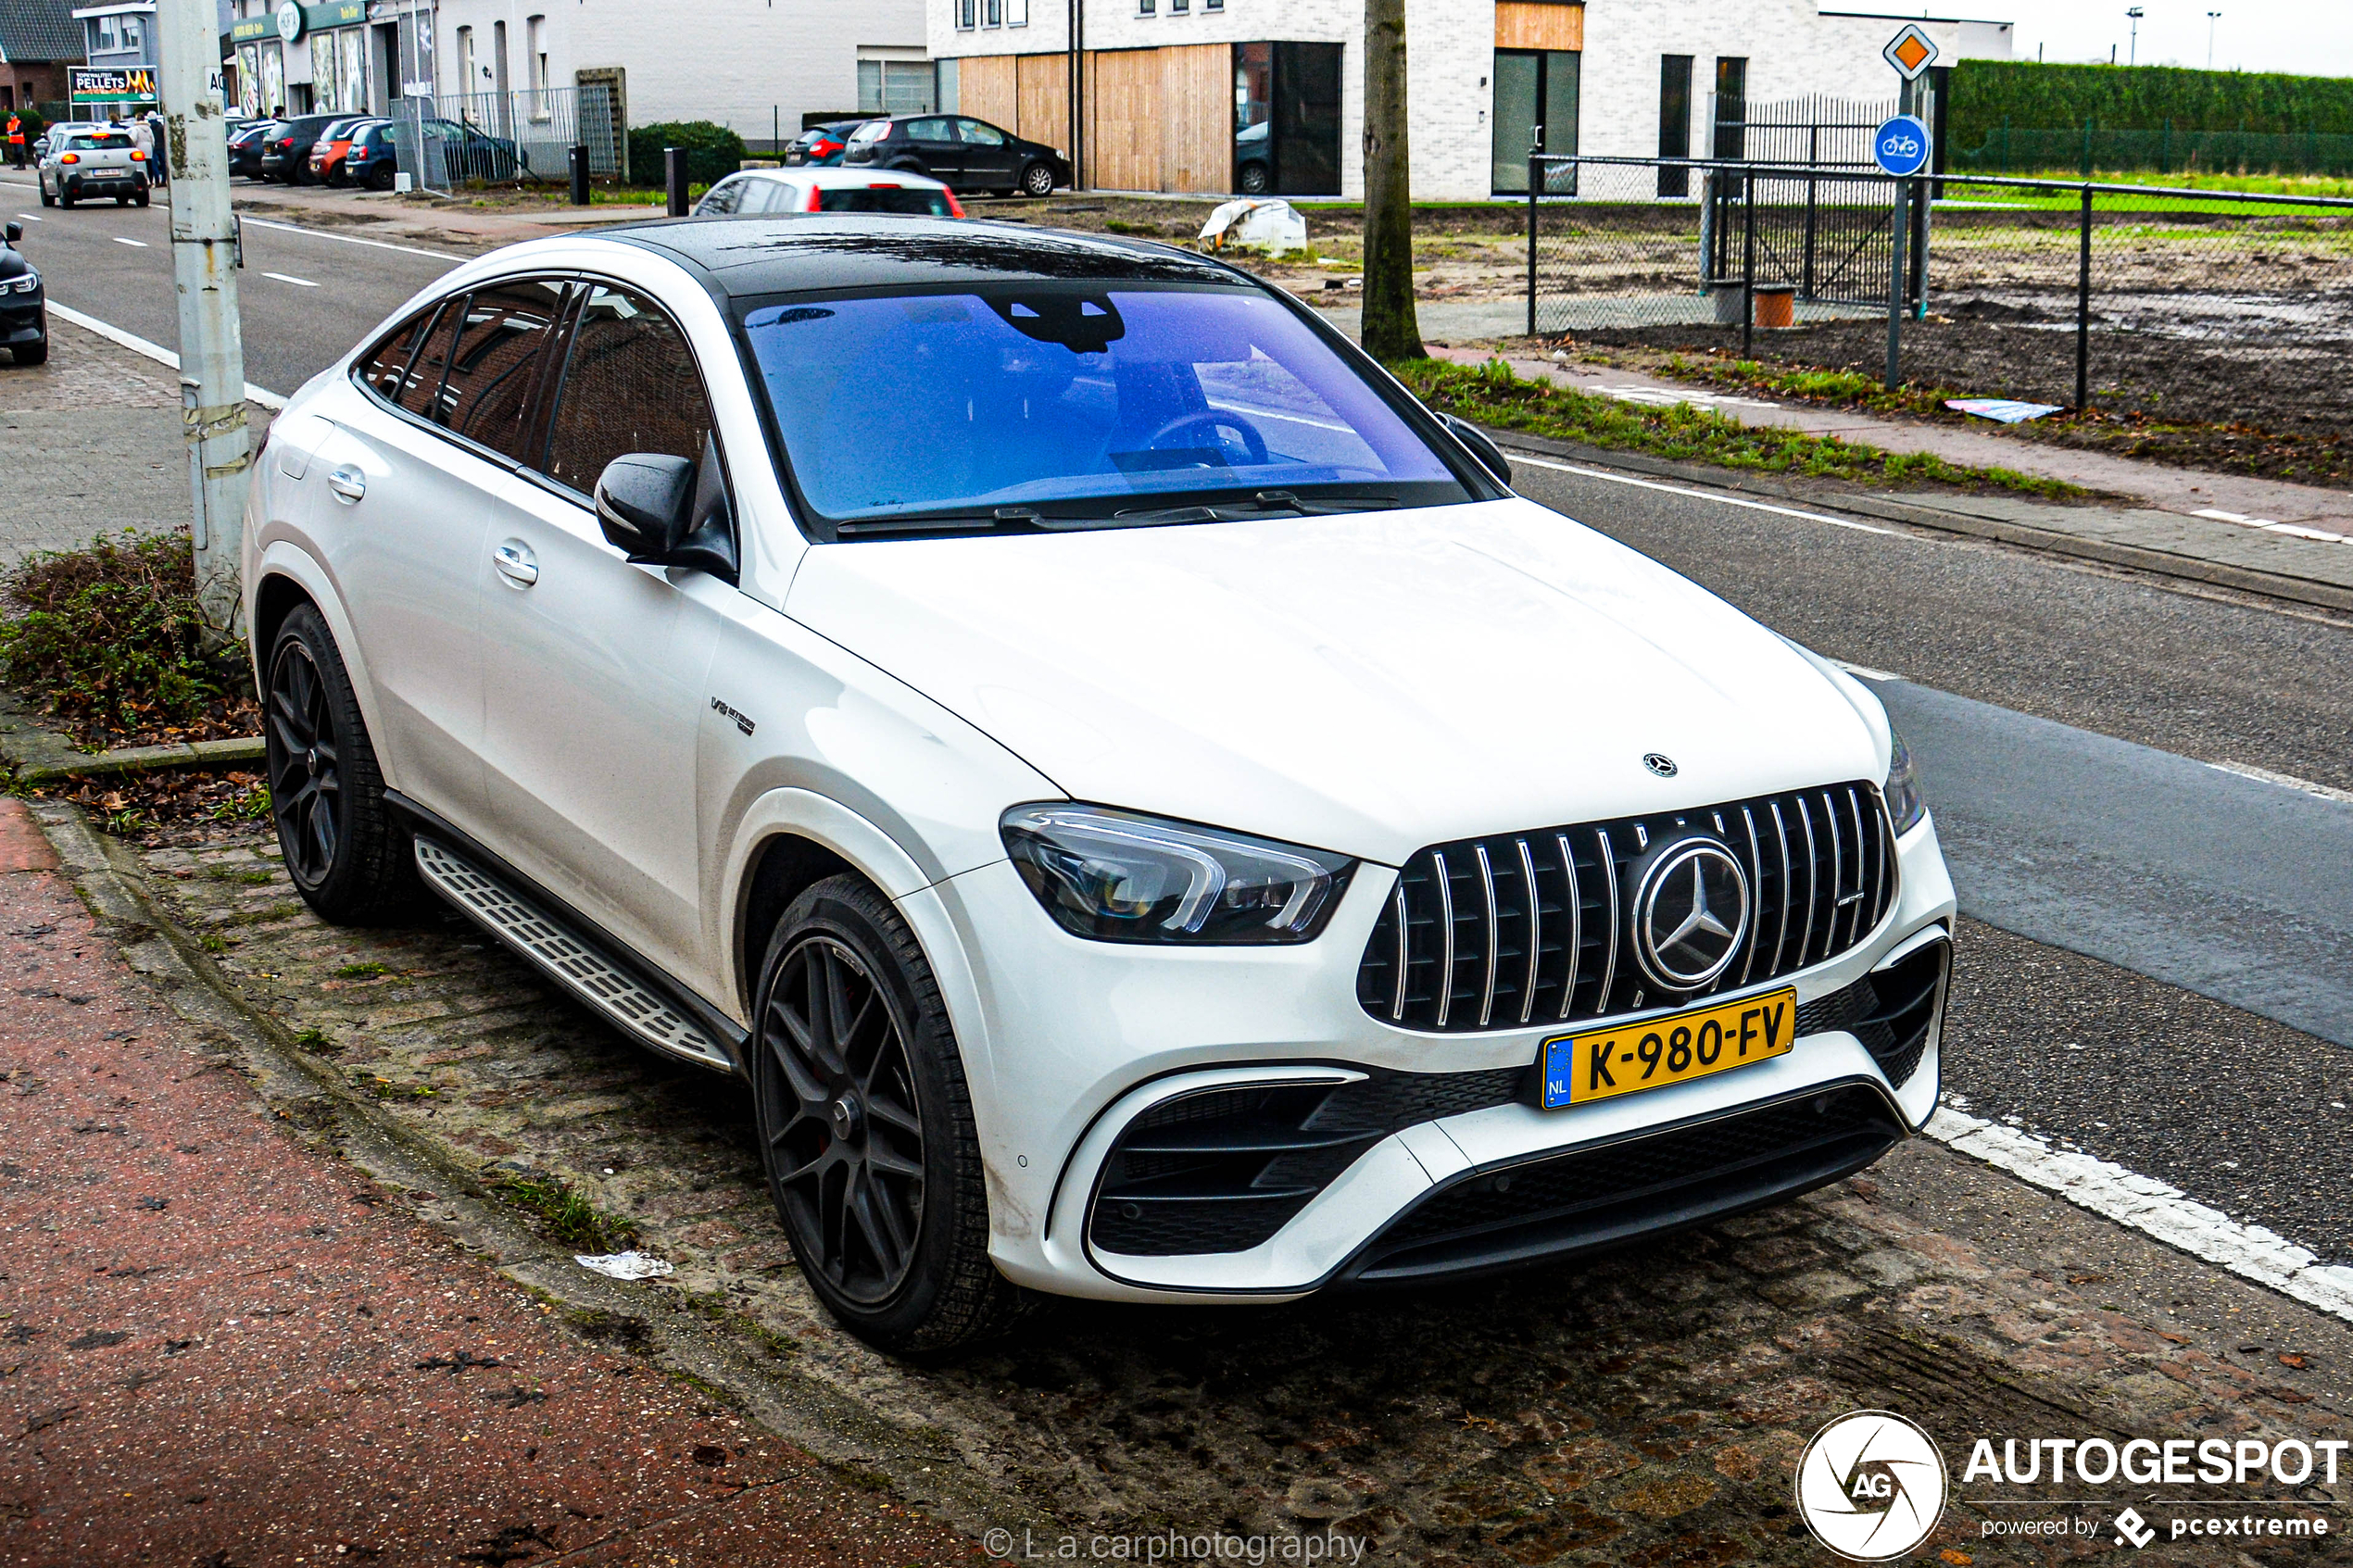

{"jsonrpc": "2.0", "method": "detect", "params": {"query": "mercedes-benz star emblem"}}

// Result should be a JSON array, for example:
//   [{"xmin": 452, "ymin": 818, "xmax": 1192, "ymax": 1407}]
[
  {"xmin": 1643, "ymin": 753, "xmax": 1678, "ymax": 777},
  {"xmin": 1631, "ymin": 835, "xmax": 1751, "ymax": 990}
]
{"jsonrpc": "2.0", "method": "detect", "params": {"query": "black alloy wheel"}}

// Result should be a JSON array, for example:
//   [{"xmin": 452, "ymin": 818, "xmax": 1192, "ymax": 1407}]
[
  {"xmin": 267, "ymin": 632, "xmax": 342, "ymax": 886},
  {"xmin": 751, "ymin": 875, "xmax": 1029, "ymax": 1352},
  {"xmin": 262, "ymin": 603, "xmax": 424, "ymax": 923},
  {"xmin": 763, "ymin": 932, "xmax": 927, "ymax": 1305}
]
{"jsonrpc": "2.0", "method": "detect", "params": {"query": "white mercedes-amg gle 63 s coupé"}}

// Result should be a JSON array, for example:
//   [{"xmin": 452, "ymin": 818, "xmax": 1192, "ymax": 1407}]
[{"xmin": 245, "ymin": 215, "xmax": 1956, "ymax": 1350}]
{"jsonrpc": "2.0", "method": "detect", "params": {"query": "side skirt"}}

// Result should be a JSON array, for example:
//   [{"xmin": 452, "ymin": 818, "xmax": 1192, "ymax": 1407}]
[{"xmin": 387, "ymin": 794, "xmax": 746, "ymax": 1076}]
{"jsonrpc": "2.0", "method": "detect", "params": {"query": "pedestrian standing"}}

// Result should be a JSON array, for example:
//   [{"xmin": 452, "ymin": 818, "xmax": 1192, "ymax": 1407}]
[
  {"xmin": 3, "ymin": 112, "xmax": 24, "ymax": 171},
  {"xmin": 145, "ymin": 107, "xmax": 168, "ymax": 184}
]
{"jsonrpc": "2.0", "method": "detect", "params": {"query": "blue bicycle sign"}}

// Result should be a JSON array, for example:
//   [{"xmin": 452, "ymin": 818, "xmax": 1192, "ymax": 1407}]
[{"xmin": 1873, "ymin": 115, "xmax": 1931, "ymax": 177}]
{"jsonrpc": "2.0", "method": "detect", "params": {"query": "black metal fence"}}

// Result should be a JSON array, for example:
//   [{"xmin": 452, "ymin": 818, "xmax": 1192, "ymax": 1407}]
[{"xmin": 1525, "ymin": 154, "xmax": 2353, "ymax": 436}]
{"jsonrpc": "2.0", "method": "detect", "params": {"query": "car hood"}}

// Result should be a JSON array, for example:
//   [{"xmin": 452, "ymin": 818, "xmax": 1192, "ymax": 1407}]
[{"xmin": 784, "ymin": 499, "xmax": 1888, "ymax": 865}]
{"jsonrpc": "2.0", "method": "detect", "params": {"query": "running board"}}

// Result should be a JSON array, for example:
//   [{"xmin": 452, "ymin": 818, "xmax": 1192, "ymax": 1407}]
[{"xmin": 412, "ymin": 835, "xmax": 736, "ymax": 1073}]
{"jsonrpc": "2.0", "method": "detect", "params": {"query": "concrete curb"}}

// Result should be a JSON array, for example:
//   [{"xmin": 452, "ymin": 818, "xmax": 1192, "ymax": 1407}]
[
  {"xmin": 1479, "ymin": 426, "xmax": 2353, "ymax": 617},
  {"xmin": 25, "ymin": 800, "xmax": 1043, "ymax": 1546},
  {"xmin": 12, "ymin": 734, "xmax": 265, "ymax": 787}
]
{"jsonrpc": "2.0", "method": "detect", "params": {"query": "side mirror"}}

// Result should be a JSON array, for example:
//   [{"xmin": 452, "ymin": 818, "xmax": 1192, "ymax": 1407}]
[
  {"xmin": 592, "ymin": 438, "xmax": 739, "ymax": 582},
  {"xmin": 1441, "ymin": 411, "xmax": 1513, "ymax": 488},
  {"xmin": 594, "ymin": 453, "xmax": 694, "ymax": 558},
  {"xmin": 3, "ymin": 223, "xmax": 19, "ymax": 245}
]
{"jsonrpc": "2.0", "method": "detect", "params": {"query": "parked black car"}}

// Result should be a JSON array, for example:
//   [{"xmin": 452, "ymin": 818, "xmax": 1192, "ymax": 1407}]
[
  {"xmin": 342, "ymin": 120, "xmax": 399, "ymax": 190},
  {"xmin": 258, "ymin": 114, "xmax": 342, "ymax": 183},
  {"xmin": 228, "ymin": 118, "xmax": 279, "ymax": 180},
  {"xmin": 0, "ymin": 220, "xmax": 44, "ymax": 366},
  {"xmin": 839, "ymin": 114, "xmax": 1066, "ymax": 196}
]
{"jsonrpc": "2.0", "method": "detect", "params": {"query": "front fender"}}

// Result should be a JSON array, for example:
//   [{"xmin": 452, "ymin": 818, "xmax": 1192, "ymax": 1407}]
[{"xmin": 246, "ymin": 539, "xmax": 401, "ymax": 795}]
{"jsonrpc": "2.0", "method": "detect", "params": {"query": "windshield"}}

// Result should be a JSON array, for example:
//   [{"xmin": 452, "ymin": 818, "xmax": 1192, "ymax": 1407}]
[
  {"xmin": 848, "ymin": 121, "xmax": 891, "ymax": 144},
  {"xmin": 741, "ymin": 283, "xmax": 1469, "ymax": 535}
]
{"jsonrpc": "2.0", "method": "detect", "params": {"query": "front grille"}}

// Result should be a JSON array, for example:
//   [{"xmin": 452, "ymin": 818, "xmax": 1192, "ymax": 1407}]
[
  {"xmin": 1347, "ymin": 1084, "xmax": 1904, "ymax": 1284},
  {"xmin": 1357, "ymin": 782, "xmax": 1896, "ymax": 1034},
  {"xmin": 1089, "ymin": 1066, "xmax": 1527, "ymax": 1257}
]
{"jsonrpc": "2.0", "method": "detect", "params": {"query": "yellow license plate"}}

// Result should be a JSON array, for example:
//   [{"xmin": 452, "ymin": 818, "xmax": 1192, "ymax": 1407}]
[{"xmin": 1540, "ymin": 987, "xmax": 1798, "ymax": 1110}]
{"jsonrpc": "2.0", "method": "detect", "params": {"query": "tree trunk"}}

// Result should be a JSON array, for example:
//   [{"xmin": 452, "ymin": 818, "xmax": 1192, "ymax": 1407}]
[{"xmin": 1360, "ymin": 0, "xmax": 1424, "ymax": 362}]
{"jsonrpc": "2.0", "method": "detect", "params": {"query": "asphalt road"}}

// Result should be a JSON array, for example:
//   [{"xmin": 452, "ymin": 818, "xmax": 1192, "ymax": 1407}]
[
  {"xmin": 0, "ymin": 169, "xmax": 460, "ymax": 395},
  {"xmin": 13, "ymin": 192, "xmax": 2349, "ymax": 1264},
  {"xmin": 1509, "ymin": 454, "xmax": 2353, "ymax": 1261}
]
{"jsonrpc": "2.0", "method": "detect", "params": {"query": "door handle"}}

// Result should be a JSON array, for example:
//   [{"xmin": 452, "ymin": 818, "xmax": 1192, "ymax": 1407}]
[
  {"xmin": 325, "ymin": 464, "xmax": 366, "ymax": 504},
  {"xmin": 492, "ymin": 538, "xmax": 540, "ymax": 589}
]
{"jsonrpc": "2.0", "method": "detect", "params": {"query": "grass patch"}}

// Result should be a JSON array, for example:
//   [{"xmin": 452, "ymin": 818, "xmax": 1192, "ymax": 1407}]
[
  {"xmin": 0, "ymin": 531, "xmax": 257, "ymax": 749},
  {"xmin": 1659, "ymin": 355, "xmax": 1962, "ymax": 419},
  {"xmin": 496, "ymin": 1171, "xmax": 639, "ymax": 1253},
  {"xmin": 333, "ymin": 961, "xmax": 390, "ymax": 980},
  {"xmin": 1391, "ymin": 358, "xmax": 2085, "ymax": 498}
]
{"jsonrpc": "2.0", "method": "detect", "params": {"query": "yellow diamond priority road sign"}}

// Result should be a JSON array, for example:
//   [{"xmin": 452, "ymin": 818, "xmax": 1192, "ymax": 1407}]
[{"xmin": 1884, "ymin": 23, "xmax": 1939, "ymax": 81}]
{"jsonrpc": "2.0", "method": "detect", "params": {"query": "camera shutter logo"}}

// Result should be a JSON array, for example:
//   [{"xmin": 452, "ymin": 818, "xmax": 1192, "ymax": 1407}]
[{"xmin": 1795, "ymin": 1411, "xmax": 1948, "ymax": 1562}]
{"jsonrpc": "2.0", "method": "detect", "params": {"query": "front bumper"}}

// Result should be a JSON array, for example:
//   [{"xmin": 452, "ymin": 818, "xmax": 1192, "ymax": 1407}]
[
  {"xmin": 918, "ymin": 814, "xmax": 1957, "ymax": 1303},
  {"xmin": 0, "ymin": 297, "xmax": 44, "ymax": 343}
]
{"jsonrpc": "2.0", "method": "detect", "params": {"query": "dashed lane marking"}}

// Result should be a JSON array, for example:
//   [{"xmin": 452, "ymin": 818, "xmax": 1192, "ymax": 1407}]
[
  {"xmin": 1503, "ymin": 451, "xmax": 1908, "ymax": 538},
  {"xmin": 111, "ymin": 235, "xmax": 146, "ymax": 246},
  {"xmin": 42, "ymin": 302, "xmax": 285, "ymax": 408},
  {"xmin": 1926, "ymin": 1104, "xmax": 2353, "ymax": 1325},
  {"xmin": 262, "ymin": 270, "xmax": 319, "ymax": 287},
  {"xmin": 15, "ymin": 212, "xmax": 39, "ymax": 220},
  {"xmin": 2193, "ymin": 507, "xmax": 2353, "ymax": 546},
  {"xmin": 2208, "ymin": 759, "xmax": 2353, "ymax": 809},
  {"xmin": 1831, "ymin": 659, "xmax": 1906, "ymax": 684}
]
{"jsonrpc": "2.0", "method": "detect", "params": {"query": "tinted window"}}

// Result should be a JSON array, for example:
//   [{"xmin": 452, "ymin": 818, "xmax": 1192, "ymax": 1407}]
[
  {"xmin": 815, "ymin": 186, "xmax": 953, "ymax": 216},
  {"xmin": 436, "ymin": 281, "xmax": 568, "ymax": 460},
  {"xmin": 356, "ymin": 304, "xmax": 442, "ymax": 407},
  {"xmin": 904, "ymin": 119, "xmax": 953, "ymax": 143},
  {"xmin": 958, "ymin": 119, "xmax": 1005, "ymax": 146},
  {"xmin": 741, "ymin": 285, "xmax": 1465, "ymax": 529},
  {"xmin": 542, "ymin": 284, "xmax": 716, "ymax": 497}
]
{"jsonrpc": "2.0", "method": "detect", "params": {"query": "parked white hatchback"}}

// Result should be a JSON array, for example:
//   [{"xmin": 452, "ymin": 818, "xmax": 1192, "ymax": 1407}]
[
  {"xmin": 245, "ymin": 216, "xmax": 1956, "ymax": 1350},
  {"xmin": 692, "ymin": 165, "xmax": 963, "ymax": 219}
]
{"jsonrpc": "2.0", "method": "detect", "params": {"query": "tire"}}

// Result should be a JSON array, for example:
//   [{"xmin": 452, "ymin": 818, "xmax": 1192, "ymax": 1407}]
[
  {"xmin": 370, "ymin": 165, "xmax": 395, "ymax": 191},
  {"xmin": 38, "ymin": 181, "xmax": 53, "ymax": 207},
  {"xmin": 132, "ymin": 189, "xmax": 148, "ymax": 207},
  {"xmin": 58, "ymin": 187, "xmax": 73, "ymax": 209},
  {"xmin": 750, "ymin": 874, "xmax": 1029, "ymax": 1354},
  {"xmin": 115, "ymin": 194, "xmax": 129, "ymax": 206},
  {"xmin": 1019, "ymin": 160, "xmax": 1056, "ymax": 197},
  {"xmin": 13, "ymin": 334, "xmax": 45, "ymax": 366},
  {"xmin": 263, "ymin": 603, "xmax": 425, "ymax": 924}
]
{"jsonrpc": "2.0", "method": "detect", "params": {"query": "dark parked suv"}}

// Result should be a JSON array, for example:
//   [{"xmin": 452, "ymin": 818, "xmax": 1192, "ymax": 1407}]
[
  {"xmin": 840, "ymin": 115, "xmax": 1066, "ymax": 196},
  {"xmin": 259, "ymin": 114, "xmax": 342, "ymax": 183}
]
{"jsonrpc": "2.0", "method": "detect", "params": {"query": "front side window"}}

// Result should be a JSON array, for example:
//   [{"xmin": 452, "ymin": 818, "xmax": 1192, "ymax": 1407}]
[
  {"xmin": 437, "ymin": 281, "xmax": 568, "ymax": 460},
  {"xmin": 741, "ymin": 283, "xmax": 1471, "ymax": 534},
  {"xmin": 356, "ymin": 303, "xmax": 445, "ymax": 408},
  {"xmin": 958, "ymin": 119, "xmax": 1005, "ymax": 146},
  {"xmin": 542, "ymin": 283, "xmax": 716, "ymax": 498}
]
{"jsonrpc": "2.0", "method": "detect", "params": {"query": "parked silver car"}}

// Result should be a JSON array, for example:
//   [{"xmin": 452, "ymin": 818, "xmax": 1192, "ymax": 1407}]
[{"xmin": 38, "ymin": 123, "xmax": 149, "ymax": 208}]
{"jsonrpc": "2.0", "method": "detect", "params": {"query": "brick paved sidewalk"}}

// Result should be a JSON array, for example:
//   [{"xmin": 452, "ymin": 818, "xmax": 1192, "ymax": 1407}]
[{"xmin": 0, "ymin": 797, "xmax": 976, "ymax": 1568}]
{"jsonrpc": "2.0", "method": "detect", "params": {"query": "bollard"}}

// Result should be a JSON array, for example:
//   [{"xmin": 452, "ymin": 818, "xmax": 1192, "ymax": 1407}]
[
  {"xmin": 664, "ymin": 146, "xmax": 687, "ymax": 217},
  {"xmin": 568, "ymin": 144, "xmax": 589, "ymax": 207}
]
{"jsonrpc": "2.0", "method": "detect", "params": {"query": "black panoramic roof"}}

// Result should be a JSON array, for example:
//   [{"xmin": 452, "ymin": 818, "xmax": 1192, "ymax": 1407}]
[{"xmin": 601, "ymin": 216, "xmax": 1247, "ymax": 298}]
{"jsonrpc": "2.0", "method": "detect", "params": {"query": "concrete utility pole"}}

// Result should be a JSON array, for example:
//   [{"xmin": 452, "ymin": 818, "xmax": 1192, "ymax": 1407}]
[
  {"xmin": 1359, "ymin": 0, "xmax": 1423, "ymax": 361},
  {"xmin": 157, "ymin": 0, "xmax": 249, "ymax": 647}
]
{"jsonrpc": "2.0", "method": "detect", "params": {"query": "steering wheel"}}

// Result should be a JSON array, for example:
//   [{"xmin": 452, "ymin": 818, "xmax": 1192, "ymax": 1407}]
[{"xmin": 1142, "ymin": 409, "xmax": 1270, "ymax": 468}]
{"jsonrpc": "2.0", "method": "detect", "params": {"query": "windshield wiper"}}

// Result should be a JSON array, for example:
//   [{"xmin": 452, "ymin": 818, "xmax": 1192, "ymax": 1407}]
[
  {"xmin": 834, "ymin": 507, "xmax": 1047, "ymax": 537},
  {"xmin": 1101, "ymin": 491, "xmax": 1406, "ymax": 527}
]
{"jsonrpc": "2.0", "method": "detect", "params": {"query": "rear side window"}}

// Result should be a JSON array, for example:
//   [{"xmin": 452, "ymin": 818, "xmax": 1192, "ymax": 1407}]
[
  {"xmin": 541, "ymin": 283, "xmax": 716, "ymax": 497},
  {"xmin": 355, "ymin": 302, "xmax": 447, "ymax": 409},
  {"xmin": 816, "ymin": 186, "xmax": 953, "ymax": 217},
  {"xmin": 436, "ymin": 281, "xmax": 568, "ymax": 460},
  {"xmin": 697, "ymin": 177, "xmax": 746, "ymax": 216}
]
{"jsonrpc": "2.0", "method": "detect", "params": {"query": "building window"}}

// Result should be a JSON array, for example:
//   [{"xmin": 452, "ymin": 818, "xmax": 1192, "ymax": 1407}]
[
  {"xmin": 1205, "ymin": 0, "xmax": 1221, "ymax": 9},
  {"xmin": 957, "ymin": 0, "xmax": 975, "ymax": 27},
  {"xmin": 858, "ymin": 59, "xmax": 937, "ymax": 116},
  {"xmin": 1139, "ymin": 0, "xmax": 1155, "ymax": 14},
  {"xmin": 1657, "ymin": 54, "xmax": 1692, "ymax": 196},
  {"xmin": 984, "ymin": 0, "xmax": 1000, "ymax": 26},
  {"xmin": 1492, "ymin": 49, "xmax": 1579, "ymax": 194},
  {"xmin": 458, "ymin": 26, "xmax": 475, "ymax": 97},
  {"xmin": 1007, "ymin": 0, "xmax": 1027, "ymax": 24},
  {"xmin": 1172, "ymin": 0, "xmax": 1189, "ymax": 12},
  {"xmin": 120, "ymin": 16, "xmax": 141, "ymax": 52},
  {"xmin": 528, "ymin": 15, "xmax": 547, "ymax": 112},
  {"xmin": 1712, "ymin": 56, "xmax": 1748, "ymax": 159},
  {"xmin": 95, "ymin": 16, "xmax": 118, "ymax": 51}
]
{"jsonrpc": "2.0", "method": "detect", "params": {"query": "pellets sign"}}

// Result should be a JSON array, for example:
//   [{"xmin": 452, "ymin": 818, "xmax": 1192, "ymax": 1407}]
[
  {"xmin": 69, "ymin": 67, "xmax": 157, "ymax": 106},
  {"xmin": 1873, "ymin": 116, "xmax": 1931, "ymax": 178}
]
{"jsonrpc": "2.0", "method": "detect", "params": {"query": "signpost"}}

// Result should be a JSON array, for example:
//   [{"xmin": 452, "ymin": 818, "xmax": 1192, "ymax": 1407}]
[{"xmin": 1878, "ymin": 26, "xmax": 1939, "ymax": 388}]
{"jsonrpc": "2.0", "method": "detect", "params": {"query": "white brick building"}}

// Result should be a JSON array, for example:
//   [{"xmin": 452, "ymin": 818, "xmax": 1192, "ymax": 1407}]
[{"xmin": 929, "ymin": 0, "xmax": 2010, "ymax": 199}]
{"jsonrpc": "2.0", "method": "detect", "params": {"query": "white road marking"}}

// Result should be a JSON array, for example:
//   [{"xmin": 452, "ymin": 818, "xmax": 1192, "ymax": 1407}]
[
  {"xmin": 262, "ymin": 270, "xmax": 319, "ymax": 287},
  {"xmin": 1504, "ymin": 451, "xmax": 1908, "ymax": 537},
  {"xmin": 2193, "ymin": 507, "xmax": 2352, "ymax": 546},
  {"xmin": 111, "ymin": 235, "xmax": 147, "ymax": 246},
  {"xmin": 1831, "ymin": 659, "xmax": 1906, "ymax": 684},
  {"xmin": 42, "ymin": 302, "xmax": 285, "ymax": 408},
  {"xmin": 236, "ymin": 215, "xmax": 460, "ymax": 262},
  {"xmin": 1926, "ymin": 1104, "xmax": 2353, "ymax": 1325},
  {"xmin": 15, "ymin": 212, "xmax": 39, "ymax": 221},
  {"xmin": 2208, "ymin": 759, "xmax": 2353, "ymax": 809}
]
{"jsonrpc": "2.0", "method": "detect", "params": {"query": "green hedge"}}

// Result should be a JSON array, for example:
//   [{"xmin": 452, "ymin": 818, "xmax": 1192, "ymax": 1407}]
[
  {"xmin": 625, "ymin": 120, "xmax": 746, "ymax": 189},
  {"xmin": 1949, "ymin": 61, "xmax": 2353, "ymax": 144}
]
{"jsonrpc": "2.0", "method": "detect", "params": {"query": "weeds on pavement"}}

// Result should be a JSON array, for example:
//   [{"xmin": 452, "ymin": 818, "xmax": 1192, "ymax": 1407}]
[{"xmin": 492, "ymin": 1170, "xmax": 640, "ymax": 1254}]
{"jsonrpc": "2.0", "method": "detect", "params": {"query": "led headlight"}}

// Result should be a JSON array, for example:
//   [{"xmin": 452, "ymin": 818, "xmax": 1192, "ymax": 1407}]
[
  {"xmin": 1001, "ymin": 804, "xmax": 1356, "ymax": 944},
  {"xmin": 1883, "ymin": 721, "xmax": 1928, "ymax": 835},
  {"xmin": 5, "ymin": 272, "xmax": 36, "ymax": 294}
]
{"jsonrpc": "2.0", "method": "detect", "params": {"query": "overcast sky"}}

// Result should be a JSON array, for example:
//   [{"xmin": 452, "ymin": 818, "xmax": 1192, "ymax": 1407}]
[{"xmin": 1906, "ymin": 0, "xmax": 2352, "ymax": 77}]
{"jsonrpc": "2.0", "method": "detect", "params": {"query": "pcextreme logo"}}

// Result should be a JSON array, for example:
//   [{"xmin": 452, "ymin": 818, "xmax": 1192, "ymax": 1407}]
[{"xmin": 1795, "ymin": 1411, "xmax": 1950, "ymax": 1562}]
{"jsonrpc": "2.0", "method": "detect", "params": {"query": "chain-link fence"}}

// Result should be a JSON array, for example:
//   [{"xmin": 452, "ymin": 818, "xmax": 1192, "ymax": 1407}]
[
  {"xmin": 1526, "ymin": 156, "xmax": 2353, "ymax": 441},
  {"xmin": 388, "ymin": 82, "xmax": 621, "ymax": 194}
]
